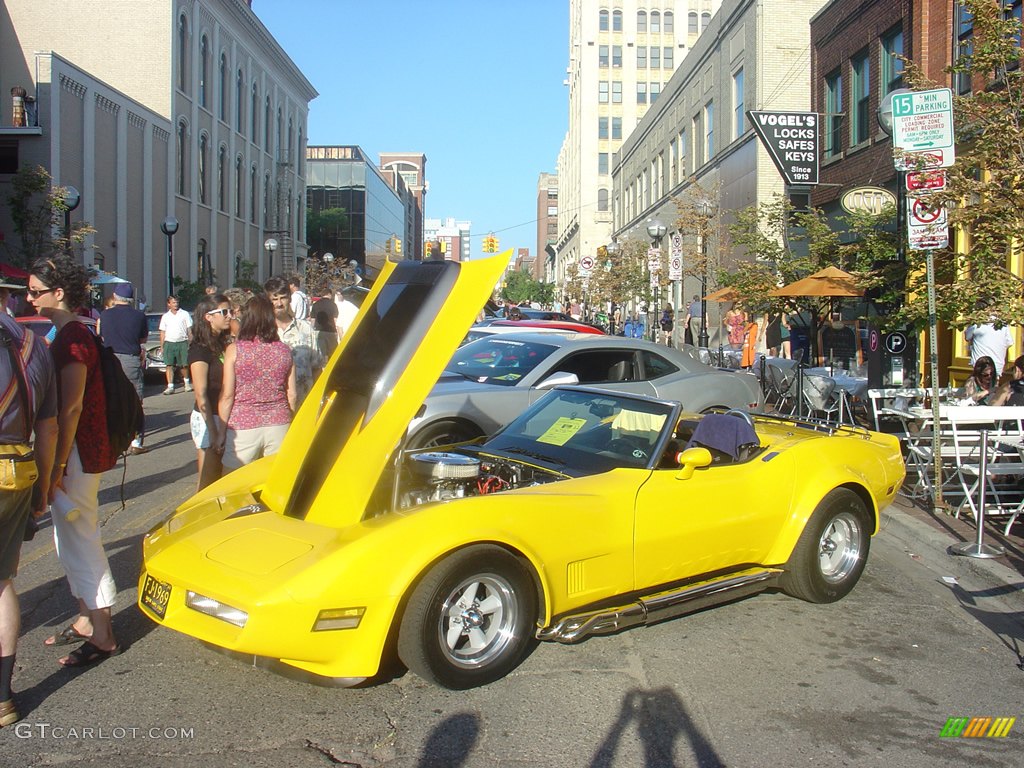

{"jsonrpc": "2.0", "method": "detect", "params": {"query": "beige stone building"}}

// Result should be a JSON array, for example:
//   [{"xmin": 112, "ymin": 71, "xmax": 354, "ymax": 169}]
[
  {"xmin": 0, "ymin": 0, "xmax": 315, "ymax": 304},
  {"xmin": 556, "ymin": 0, "xmax": 722, "ymax": 292},
  {"xmin": 612, "ymin": 0, "xmax": 827, "ymax": 343}
]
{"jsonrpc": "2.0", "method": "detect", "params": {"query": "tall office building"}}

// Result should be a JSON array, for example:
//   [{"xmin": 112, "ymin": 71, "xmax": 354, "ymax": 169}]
[
  {"xmin": 536, "ymin": 173, "xmax": 558, "ymax": 281},
  {"xmin": 0, "ymin": 0, "xmax": 315, "ymax": 300},
  {"xmin": 556, "ymin": 0, "xmax": 721, "ymax": 288}
]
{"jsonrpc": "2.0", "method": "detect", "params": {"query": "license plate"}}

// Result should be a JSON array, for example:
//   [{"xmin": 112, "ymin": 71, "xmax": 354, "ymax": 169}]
[{"xmin": 141, "ymin": 574, "xmax": 171, "ymax": 619}]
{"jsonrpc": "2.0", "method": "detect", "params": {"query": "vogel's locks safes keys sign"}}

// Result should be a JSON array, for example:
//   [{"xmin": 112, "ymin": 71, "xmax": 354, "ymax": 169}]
[{"xmin": 748, "ymin": 111, "xmax": 820, "ymax": 186}]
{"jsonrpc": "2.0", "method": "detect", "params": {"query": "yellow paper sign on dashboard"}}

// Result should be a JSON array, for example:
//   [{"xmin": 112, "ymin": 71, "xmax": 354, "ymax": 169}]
[{"xmin": 537, "ymin": 417, "xmax": 587, "ymax": 446}]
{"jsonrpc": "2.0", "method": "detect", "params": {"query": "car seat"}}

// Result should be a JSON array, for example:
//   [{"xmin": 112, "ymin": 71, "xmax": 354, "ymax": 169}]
[{"xmin": 684, "ymin": 412, "xmax": 760, "ymax": 464}]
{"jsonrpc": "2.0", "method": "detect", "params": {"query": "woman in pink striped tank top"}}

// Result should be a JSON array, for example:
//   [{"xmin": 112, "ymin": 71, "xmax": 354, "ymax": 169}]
[{"xmin": 217, "ymin": 294, "xmax": 296, "ymax": 469}]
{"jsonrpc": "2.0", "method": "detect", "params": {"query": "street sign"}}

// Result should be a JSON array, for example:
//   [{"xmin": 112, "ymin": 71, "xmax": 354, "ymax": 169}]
[
  {"xmin": 747, "ymin": 110, "xmax": 819, "ymax": 185},
  {"xmin": 647, "ymin": 247, "xmax": 661, "ymax": 272},
  {"xmin": 906, "ymin": 169, "xmax": 947, "ymax": 192},
  {"xmin": 579, "ymin": 254, "xmax": 595, "ymax": 276},
  {"xmin": 891, "ymin": 88, "xmax": 955, "ymax": 169},
  {"xmin": 885, "ymin": 332, "xmax": 907, "ymax": 355},
  {"xmin": 907, "ymin": 197, "xmax": 949, "ymax": 250},
  {"xmin": 669, "ymin": 255, "xmax": 683, "ymax": 281}
]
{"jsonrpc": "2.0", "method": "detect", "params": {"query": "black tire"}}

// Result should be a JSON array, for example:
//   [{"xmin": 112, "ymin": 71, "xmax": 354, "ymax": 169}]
[
  {"xmin": 408, "ymin": 420, "xmax": 481, "ymax": 450},
  {"xmin": 781, "ymin": 488, "xmax": 871, "ymax": 603},
  {"xmin": 398, "ymin": 546, "xmax": 538, "ymax": 689}
]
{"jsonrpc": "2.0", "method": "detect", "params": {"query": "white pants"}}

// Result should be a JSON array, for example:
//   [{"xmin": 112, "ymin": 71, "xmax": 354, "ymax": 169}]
[
  {"xmin": 51, "ymin": 443, "xmax": 117, "ymax": 611},
  {"xmin": 222, "ymin": 424, "xmax": 289, "ymax": 470}
]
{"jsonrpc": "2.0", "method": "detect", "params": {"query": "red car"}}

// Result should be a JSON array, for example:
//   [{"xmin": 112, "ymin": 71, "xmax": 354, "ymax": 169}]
[{"xmin": 489, "ymin": 319, "xmax": 605, "ymax": 335}]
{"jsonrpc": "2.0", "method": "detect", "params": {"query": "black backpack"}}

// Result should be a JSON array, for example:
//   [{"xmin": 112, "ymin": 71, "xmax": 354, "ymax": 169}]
[{"xmin": 93, "ymin": 336, "xmax": 143, "ymax": 467}]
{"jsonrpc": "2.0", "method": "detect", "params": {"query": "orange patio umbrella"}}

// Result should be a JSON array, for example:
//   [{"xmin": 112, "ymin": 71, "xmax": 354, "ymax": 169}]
[
  {"xmin": 768, "ymin": 266, "xmax": 863, "ymax": 298},
  {"xmin": 703, "ymin": 286, "xmax": 739, "ymax": 302}
]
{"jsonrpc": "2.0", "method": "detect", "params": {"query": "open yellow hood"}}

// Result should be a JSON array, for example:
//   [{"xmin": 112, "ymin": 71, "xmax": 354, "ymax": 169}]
[{"xmin": 261, "ymin": 254, "xmax": 508, "ymax": 527}]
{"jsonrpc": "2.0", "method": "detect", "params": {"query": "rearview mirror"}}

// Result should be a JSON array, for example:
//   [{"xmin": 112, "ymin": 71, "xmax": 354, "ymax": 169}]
[
  {"xmin": 538, "ymin": 371, "xmax": 580, "ymax": 390},
  {"xmin": 675, "ymin": 446, "xmax": 713, "ymax": 480}
]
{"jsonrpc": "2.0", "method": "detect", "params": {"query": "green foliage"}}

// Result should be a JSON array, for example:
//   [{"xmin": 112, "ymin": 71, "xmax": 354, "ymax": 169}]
[
  {"xmin": 4, "ymin": 165, "xmax": 94, "ymax": 266},
  {"xmin": 896, "ymin": 0, "xmax": 1024, "ymax": 329},
  {"xmin": 306, "ymin": 206, "xmax": 350, "ymax": 255},
  {"xmin": 232, "ymin": 258, "xmax": 263, "ymax": 293},
  {"xmin": 171, "ymin": 276, "xmax": 208, "ymax": 311},
  {"xmin": 586, "ymin": 239, "xmax": 655, "ymax": 309},
  {"xmin": 502, "ymin": 268, "xmax": 553, "ymax": 305}
]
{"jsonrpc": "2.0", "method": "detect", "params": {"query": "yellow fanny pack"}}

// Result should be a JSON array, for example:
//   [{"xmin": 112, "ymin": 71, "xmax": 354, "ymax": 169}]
[{"xmin": 0, "ymin": 444, "xmax": 37, "ymax": 491}]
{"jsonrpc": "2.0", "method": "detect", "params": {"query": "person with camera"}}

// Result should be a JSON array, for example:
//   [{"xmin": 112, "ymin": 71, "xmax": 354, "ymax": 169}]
[{"xmin": 0, "ymin": 311, "xmax": 58, "ymax": 726}]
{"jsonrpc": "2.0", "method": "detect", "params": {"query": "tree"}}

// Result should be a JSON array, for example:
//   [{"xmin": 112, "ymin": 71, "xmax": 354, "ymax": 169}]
[
  {"xmin": 586, "ymin": 239, "xmax": 655, "ymax": 311},
  {"xmin": 4, "ymin": 165, "xmax": 93, "ymax": 266},
  {"xmin": 897, "ymin": 0, "xmax": 1024, "ymax": 330},
  {"xmin": 306, "ymin": 206, "xmax": 350, "ymax": 256},
  {"xmin": 502, "ymin": 269, "xmax": 553, "ymax": 306}
]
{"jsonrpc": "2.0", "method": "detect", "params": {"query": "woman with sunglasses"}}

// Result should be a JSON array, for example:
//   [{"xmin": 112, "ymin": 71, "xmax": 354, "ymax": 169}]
[
  {"xmin": 964, "ymin": 355, "xmax": 998, "ymax": 404},
  {"xmin": 187, "ymin": 294, "xmax": 233, "ymax": 490},
  {"xmin": 27, "ymin": 256, "xmax": 120, "ymax": 668}
]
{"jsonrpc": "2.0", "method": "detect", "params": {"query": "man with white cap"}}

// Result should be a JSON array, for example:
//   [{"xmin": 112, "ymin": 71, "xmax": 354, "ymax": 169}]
[{"xmin": 98, "ymin": 283, "xmax": 149, "ymax": 454}]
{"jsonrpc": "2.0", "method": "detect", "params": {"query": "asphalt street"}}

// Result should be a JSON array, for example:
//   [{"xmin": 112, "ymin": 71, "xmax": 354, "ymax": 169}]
[{"xmin": 2, "ymin": 383, "xmax": 1022, "ymax": 767}]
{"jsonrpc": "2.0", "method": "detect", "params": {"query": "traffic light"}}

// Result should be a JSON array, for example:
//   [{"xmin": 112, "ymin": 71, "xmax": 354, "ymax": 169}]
[
  {"xmin": 425, "ymin": 241, "xmax": 432, "ymax": 258},
  {"xmin": 394, "ymin": 238, "xmax": 402, "ymax": 255},
  {"xmin": 482, "ymin": 235, "xmax": 499, "ymax": 253}
]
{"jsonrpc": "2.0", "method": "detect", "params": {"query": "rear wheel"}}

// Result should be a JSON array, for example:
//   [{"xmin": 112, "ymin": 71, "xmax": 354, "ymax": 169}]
[
  {"xmin": 408, "ymin": 420, "xmax": 482, "ymax": 450},
  {"xmin": 782, "ymin": 488, "xmax": 870, "ymax": 603},
  {"xmin": 398, "ymin": 546, "xmax": 538, "ymax": 689}
]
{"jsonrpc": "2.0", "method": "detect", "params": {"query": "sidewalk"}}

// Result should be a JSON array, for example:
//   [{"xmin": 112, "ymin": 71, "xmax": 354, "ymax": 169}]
[{"xmin": 887, "ymin": 491, "xmax": 1024, "ymax": 583}]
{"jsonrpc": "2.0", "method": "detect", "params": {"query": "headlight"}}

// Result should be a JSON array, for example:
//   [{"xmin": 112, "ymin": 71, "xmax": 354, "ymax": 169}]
[{"xmin": 185, "ymin": 591, "xmax": 248, "ymax": 628}]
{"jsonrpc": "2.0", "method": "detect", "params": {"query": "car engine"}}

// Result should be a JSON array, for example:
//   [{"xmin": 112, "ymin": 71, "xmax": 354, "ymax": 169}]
[{"xmin": 398, "ymin": 450, "xmax": 562, "ymax": 509}]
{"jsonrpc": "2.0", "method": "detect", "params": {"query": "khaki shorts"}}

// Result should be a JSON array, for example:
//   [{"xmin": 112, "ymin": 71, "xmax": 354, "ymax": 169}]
[{"xmin": 0, "ymin": 488, "xmax": 32, "ymax": 580}]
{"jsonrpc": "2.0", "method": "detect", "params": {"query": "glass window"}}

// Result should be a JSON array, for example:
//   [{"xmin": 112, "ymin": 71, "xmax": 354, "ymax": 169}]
[
  {"xmin": 598, "ymin": 152, "xmax": 609, "ymax": 175},
  {"xmin": 678, "ymin": 127, "xmax": 688, "ymax": 177},
  {"xmin": 637, "ymin": 82, "xmax": 647, "ymax": 104},
  {"xmin": 198, "ymin": 134, "xmax": 208, "ymax": 204},
  {"xmin": 598, "ymin": 188, "xmax": 609, "ymax": 212},
  {"xmin": 956, "ymin": 5, "xmax": 974, "ymax": 94},
  {"xmin": 217, "ymin": 144, "xmax": 226, "ymax": 211},
  {"xmin": 276, "ymin": 107, "xmax": 282, "ymax": 156},
  {"xmin": 612, "ymin": 116, "xmax": 622, "ymax": 140},
  {"xmin": 693, "ymin": 114, "xmax": 702, "ymax": 165},
  {"xmin": 219, "ymin": 53, "xmax": 228, "ymax": 120},
  {"xmin": 651, "ymin": 46, "xmax": 660, "ymax": 69},
  {"xmin": 642, "ymin": 350, "xmax": 679, "ymax": 378},
  {"xmin": 664, "ymin": 11, "xmax": 674, "ymax": 33},
  {"xmin": 236, "ymin": 69, "xmax": 244, "ymax": 133},
  {"xmin": 704, "ymin": 101, "xmax": 714, "ymax": 161},
  {"xmin": 176, "ymin": 119, "xmax": 187, "ymax": 196},
  {"xmin": 235, "ymin": 155, "xmax": 243, "ymax": 217},
  {"xmin": 298, "ymin": 127, "xmax": 303, "ymax": 175},
  {"xmin": 599, "ymin": 80, "xmax": 609, "ymax": 103},
  {"xmin": 613, "ymin": 9, "xmax": 622, "ymax": 31},
  {"xmin": 669, "ymin": 139, "xmax": 677, "ymax": 187},
  {"xmin": 651, "ymin": 81, "xmax": 661, "ymax": 103},
  {"xmin": 251, "ymin": 83, "xmax": 258, "ymax": 140},
  {"xmin": 651, "ymin": 11, "xmax": 660, "ymax": 34},
  {"xmin": 263, "ymin": 173, "xmax": 270, "ymax": 227},
  {"xmin": 612, "ymin": 45, "xmax": 622, "ymax": 67},
  {"xmin": 250, "ymin": 164, "xmax": 257, "ymax": 222},
  {"xmin": 599, "ymin": 45, "xmax": 609, "ymax": 67},
  {"xmin": 638, "ymin": 46, "xmax": 647, "ymax": 68},
  {"xmin": 851, "ymin": 50, "xmax": 869, "ymax": 144},
  {"xmin": 177, "ymin": 14, "xmax": 188, "ymax": 92},
  {"xmin": 733, "ymin": 68, "xmax": 745, "ymax": 140},
  {"xmin": 825, "ymin": 69, "xmax": 842, "ymax": 156},
  {"xmin": 199, "ymin": 35, "xmax": 209, "ymax": 108},
  {"xmin": 664, "ymin": 47, "xmax": 673, "ymax": 70},
  {"xmin": 599, "ymin": 116, "xmax": 609, "ymax": 139},
  {"xmin": 599, "ymin": 9, "xmax": 609, "ymax": 31},
  {"xmin": 701, "ymin": 12, "xmax": 711, "ymax": 31},
  {"xmin": 688, "ymin": 11, "xmax": 698, "ymax": 34},
  {"xmin": 264, "ymin": 96, "xmax": 271, "ymax": 150},
  {"xmin": 287, "ymin": 117, "xmax": 294, "ymax": 163},
  {"xmin": 1007, "ymin": 0, "xmax": 1022, "ymax": 55},
  {"xmin": 638, "ymin": 10, "xmax": 647, "ymax": 32},
  {"xmin": 881, "ymin": 27, "xmax": 904, "ymax": 94},
  {"xmin": 612, "ymin": 80, "xmax": 622, "ymax": 103}
]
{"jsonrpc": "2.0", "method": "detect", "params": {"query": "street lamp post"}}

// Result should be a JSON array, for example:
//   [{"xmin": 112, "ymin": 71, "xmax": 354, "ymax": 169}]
[
  {"xmin": 160, "ymin": 216, "xmax": 179, "ymax": 299},
  {"xmin": 606, "ymin": 241, "xmax": 620, "ymax": 334},
  {"xmin": 63, "ymin": 185, "xmax": 81, "ymax": 255},
  {"xmin": 646, "ymin": 219, "xmax": 667, "ymax": 343},
  {"xmin": 264, "ymin": 237, "xmax": 278, "ymax": 275},
  {"xmin": 697, "ymin": 201, "xmax": 713, "ymax": 350}
]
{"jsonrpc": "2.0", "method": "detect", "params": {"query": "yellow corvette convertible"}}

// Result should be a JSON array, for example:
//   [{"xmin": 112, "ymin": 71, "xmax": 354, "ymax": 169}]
[{"xmin": 139, "ymin": 255, "xmax": 905, "ymax": 689}]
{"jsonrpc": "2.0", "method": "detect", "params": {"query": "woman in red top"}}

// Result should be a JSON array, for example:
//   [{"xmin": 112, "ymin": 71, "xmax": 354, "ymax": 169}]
[{"xmin": 28, "ymin": 256, "xmax": 120, "ymax": 667}]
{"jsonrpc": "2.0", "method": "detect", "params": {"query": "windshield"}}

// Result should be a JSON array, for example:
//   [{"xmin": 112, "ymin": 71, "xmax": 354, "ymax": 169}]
[
  {"xmin": 445, "ymin": 337, "xmax": 559, "ymax": 386},
  {"xmin": 480, "ymin": 387, "xmax": 678, "ymax": 472}
]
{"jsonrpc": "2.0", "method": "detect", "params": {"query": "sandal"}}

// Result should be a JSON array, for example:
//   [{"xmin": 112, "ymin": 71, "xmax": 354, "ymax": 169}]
[
  {"xmin": 0, "ymin": 699, "xmax": 18, "ymax": 727},
  {"xmin": 44, "ymin": 624, "xmax": 89, "ymax": 647},
  {"xmin": 58, "ymin": 641, "xmax": 122, "ymax": 668}
]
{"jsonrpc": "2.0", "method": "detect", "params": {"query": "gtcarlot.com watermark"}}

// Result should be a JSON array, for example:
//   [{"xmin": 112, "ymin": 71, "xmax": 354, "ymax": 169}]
[{"xmin": 13, "ymin": 723, "xmax": 195, "ymax": 740}]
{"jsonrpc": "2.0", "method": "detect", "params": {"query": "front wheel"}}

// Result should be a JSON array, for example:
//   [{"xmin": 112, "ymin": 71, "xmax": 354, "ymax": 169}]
[
  {"xmin": 398, "ymin": 546, "xmax": 538, "ymax": 689},
  {"xmin": 781, "ymin": 488, "xmax": 870, "ymax": 603}
]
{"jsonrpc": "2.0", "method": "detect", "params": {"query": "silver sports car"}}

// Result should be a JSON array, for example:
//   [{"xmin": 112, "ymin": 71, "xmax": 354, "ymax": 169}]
[{"xmin": 406, "ymin": 332, "xmax": 763, "ymax": 448}]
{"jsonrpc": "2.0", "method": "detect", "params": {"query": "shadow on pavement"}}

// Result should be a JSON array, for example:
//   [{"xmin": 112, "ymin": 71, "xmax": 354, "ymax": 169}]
[{"xmin": 416, "ymin": 712, "xmax": 480, "ymax": 768}]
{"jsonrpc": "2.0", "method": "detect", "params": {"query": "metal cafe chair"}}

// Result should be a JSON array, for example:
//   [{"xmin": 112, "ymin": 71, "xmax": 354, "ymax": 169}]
[{"xmin": 801, "ymin": 373, "xmax": 842, "ymax": 423}]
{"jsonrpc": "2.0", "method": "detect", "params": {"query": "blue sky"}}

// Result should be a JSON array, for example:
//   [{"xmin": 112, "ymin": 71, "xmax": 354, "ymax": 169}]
[{"xmin": 256, "ymin": 0, "xmax": 569, "ymax": 257}]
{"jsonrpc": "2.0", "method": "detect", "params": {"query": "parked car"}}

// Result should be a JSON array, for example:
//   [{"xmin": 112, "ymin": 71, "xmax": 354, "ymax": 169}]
[
  {"xmin": 143, "ymin": 312, "xmax": 166, "ymax": 380},
  {"xmin": 407, "ymin": 331, "xmax": 764, "ymax": 448},
  {"xmin": 463, "ymin": 319, "xmax": 603, "ymax": 344},
  {"xmin": 481, "ymin": 307, "xmax": 605, "ymax": 332},
  {"xmin": 137, "ymin": 256, "xmax": 904, "ymax": 689}
]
